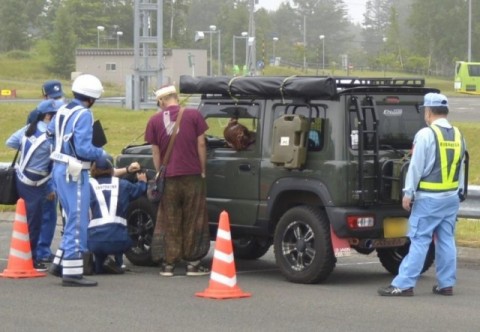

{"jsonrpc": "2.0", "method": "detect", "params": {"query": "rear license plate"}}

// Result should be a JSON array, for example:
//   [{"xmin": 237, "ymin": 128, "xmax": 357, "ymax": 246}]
[{"xmin": 384, "ymin": 217, "xmax": 408, "ymax": 238}]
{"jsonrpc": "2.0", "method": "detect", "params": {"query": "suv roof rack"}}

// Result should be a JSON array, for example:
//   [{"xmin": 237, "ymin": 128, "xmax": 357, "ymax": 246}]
[{"xmin": 335, "ymin": 77, "xmax": 425, "ymax": 89}]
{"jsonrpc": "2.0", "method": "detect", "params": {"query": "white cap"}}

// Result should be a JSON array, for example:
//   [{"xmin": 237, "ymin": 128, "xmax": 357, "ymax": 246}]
[{"xmin": 154, "ymin": 85, "xmax": 177, "ymax": 100}]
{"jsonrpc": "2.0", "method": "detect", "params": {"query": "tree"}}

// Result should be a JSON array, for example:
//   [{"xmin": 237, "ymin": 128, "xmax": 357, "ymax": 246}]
[
  {"xmin": 408, "ymin": 0, "xmax": 473, "ymax": 74},
  {"xmin": 0, "ymin": 0, "xmax": 29, "ymax": 51},
  {"xmin": 49, "ymin": 5, "xmax": 77, "ymax": 77}
]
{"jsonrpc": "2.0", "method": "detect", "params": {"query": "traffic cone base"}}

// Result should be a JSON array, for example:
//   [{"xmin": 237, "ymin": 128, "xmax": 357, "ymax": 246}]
[
  {"xmin": 195, "ymin": 211, "xmax": 251, "ymax": 300},
  {"xmin": 0, "ymin": 268, "xmax": 46, "ymax": 279},
  {"xmin": 0, "ymin": 198, "xmax": 46, "ymax": 279}
]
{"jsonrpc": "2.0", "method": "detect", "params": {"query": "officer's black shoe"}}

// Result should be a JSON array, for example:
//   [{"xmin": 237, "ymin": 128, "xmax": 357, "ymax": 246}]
[
  {"xmin": 102, "ymin": 257, "xmax": 124, "ymax": 275},
  {"xmin": 62, "ymin": 276, "xmax": 98, "ymax": 287},
  {"xmin": 48, "ymin": 264, "xmax": 62, "ymax": 278}
]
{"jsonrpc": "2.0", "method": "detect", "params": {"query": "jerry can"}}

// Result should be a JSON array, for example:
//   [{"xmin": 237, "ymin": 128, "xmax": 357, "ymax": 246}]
[{"xmin": 271, "ymin": 114, "xmax": 309, "ymax": 169}]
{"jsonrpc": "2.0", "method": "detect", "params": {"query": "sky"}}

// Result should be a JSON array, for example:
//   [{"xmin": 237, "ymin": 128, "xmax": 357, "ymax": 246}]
[{"xmin": 258, "ymin": 0, "xmax": 366, "ymax": 24}]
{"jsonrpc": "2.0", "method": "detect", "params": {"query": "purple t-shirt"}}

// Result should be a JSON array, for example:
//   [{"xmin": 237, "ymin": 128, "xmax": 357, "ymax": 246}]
[{"xmin": 145, "ymin": 105, "xmax": 208, "ymax": 177}]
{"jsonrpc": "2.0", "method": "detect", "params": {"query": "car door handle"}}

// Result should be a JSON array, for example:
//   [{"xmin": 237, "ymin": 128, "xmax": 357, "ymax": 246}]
[{"xmin": 238, "ymin": 164, "xmax": 251, "ymax": 172}]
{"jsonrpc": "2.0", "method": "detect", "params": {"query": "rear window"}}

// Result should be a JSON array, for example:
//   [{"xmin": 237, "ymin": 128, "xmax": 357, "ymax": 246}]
[{"xmin": 350, "ymin": 102, "xmax": 425, "ymax": 150}]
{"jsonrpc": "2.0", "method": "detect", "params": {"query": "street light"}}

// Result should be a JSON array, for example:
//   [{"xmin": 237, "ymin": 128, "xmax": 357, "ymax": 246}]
[
  {"xmin": 319, "ymin": 35, "xmax": 325, "ymax": 74},
  {"xmin": 272, "ymin": 37, "xmax": 279, "ymax": 66},
  {"xmin": 195, "ymin": 26, "xmax": 221, "ymax": 76},
  {"xmin": 233, "ymin": 32, "xmax": 248, "ymax": 74},
  {"xmin": 382, "ymin": 36, "xmax": 388, "ymax": 77},
  {"xmin": 97, "ymin": 26, "xmax": 104, "ymax": 48},
  {"xmin": 116, "ymin": 31, "xmax": 123, "ymax": 49},
  {"xmin": 209, "ymin": 25, "xmax": 216, "ymax": 76}
]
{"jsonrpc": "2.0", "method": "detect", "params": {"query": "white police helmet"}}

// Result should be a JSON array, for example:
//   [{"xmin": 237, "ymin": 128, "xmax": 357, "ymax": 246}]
[{"xmin": 72, "ymin": 74, "xmax": 104, "ymax": 99}]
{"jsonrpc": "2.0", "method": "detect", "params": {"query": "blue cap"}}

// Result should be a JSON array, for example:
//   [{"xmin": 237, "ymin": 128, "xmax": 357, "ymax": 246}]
[
  {"xmin": 36, "ymin": 99, "xmax": 63, "ymax": 114},
  {"xmin": 94, "ymin": 152, "xmax": 114, "ymax": 170},
  {"xmin": 42, "ymin": 80, "xmax": 63, "ymax": 99},
  {"xmin": 422, "ymin": 93, "xmax": 448, "ymax": 107}
]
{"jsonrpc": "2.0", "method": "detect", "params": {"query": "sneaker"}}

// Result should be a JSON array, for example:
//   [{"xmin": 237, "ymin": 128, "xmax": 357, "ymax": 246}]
[
  {"xmin": 432, "ymin": 285, "xmax": 453, "ymax": 296},
  {"xmin": 37, "ymin": 254, "xmax": 54, "ymax": 264},
  {"xmin": 186, "ymin": 263, "xmax": 210, "ymax": 276},
  {"xmin": 377, "ymin": 285, "xmax": 414, "ymax": 297},
  {"xmin": 159, "ymin": 264, "xmax": 175, "ymax": 277},
  {"xmin": 34, "ymin": 261, "xmax": 48, "ymax": 272}
]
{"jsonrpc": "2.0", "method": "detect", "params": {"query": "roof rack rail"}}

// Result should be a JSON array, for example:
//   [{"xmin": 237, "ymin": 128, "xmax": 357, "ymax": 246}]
[{"xmin": 334, "ymin": 77, "xmax": 425, "ymax": 88}]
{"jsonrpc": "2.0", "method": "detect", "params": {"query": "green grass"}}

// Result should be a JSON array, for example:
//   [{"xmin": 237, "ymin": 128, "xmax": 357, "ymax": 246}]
[
  {"xmin": 1, "ymin": 52, "xmax": 479, "ymax": 245},
  {"xmin": 456, "ymin": 219, "xmax": 480, "ymax": 248}
]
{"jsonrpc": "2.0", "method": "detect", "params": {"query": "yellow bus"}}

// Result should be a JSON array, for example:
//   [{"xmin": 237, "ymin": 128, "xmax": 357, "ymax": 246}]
[{"xmin": 454, "ymin": 61, "xmax": 480, "ymax": 94}]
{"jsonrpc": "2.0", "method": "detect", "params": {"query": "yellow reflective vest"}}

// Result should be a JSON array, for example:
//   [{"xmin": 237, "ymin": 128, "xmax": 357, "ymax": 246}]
[{"xmin": 418, "ymin": 124, "xmax": 464, "ymax": 192}]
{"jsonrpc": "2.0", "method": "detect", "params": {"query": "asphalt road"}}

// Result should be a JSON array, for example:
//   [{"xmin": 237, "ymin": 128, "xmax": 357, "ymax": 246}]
[
  {"xmin": 1, "ymin": 215, "xmax": 480, "ymax": 332},
  {"xmin": 448, "ymin": 97, "xmax": 480, "ymax": 122},
  {"xmin": 1, "ymin": 96, "xmax": 480, "ymax": 122}
]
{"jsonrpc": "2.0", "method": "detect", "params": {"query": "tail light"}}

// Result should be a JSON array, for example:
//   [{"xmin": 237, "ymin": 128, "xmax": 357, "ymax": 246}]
[{"xmin": 347, "ymin": 216, "xmax": 375, "ymax": 229}]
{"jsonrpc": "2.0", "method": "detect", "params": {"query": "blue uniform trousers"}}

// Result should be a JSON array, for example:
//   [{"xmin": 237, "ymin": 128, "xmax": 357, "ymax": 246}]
[
  {"xmin": 52, "ymin": 164, "xmax": 90, "ymax": 277},
  {"xmin": 392, "ymin": 194, "xmax": 459, "ymax": 289},
  {"xmin": 15, "ymin": 171, "xmax": 48, "ymax": 262},
  {"xmin": 36, "ymin": 197, "xmax": 57, "ymax": 260}
]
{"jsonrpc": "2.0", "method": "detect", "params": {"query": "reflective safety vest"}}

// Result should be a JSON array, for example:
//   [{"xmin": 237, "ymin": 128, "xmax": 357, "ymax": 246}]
[
  {"xmin": 418, "ymin": 124, "xmax": 464, "ymax": 192},
  {"xmin": 17, "ymin": 130, "xmax": 50, "ymax": 187},
  {"xmin": 88, "ymin": 177, "xmax": 126, "ymax": 228}
]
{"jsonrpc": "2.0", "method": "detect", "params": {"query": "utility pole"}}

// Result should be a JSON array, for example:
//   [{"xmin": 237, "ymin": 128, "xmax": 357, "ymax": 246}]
[
  {"xmin": 132, "ymin": 0, "xmax": 164, "ymax": 110},
  {"xmin": 246, "ymin": 0, "xmax": 256, "ymax": 76},
  {"xmin": 468, "ymin": 0, "xmax": 472, "ymax": 61}
]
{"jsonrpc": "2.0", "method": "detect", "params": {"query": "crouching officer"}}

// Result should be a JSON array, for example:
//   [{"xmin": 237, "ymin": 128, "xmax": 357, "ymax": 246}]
[
  {"xmin": 88, "ymin": 152, "xmax": 147, "ymax": 274},
  {"xmin": 48, "ymin": 74, "xmax": 105, "ymax": 287}
]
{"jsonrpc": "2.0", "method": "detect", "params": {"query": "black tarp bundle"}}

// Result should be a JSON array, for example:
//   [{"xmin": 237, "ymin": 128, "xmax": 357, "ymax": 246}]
[{"xmin": 179, "ymin": 75, "xmax": 338, "ymax": 99}]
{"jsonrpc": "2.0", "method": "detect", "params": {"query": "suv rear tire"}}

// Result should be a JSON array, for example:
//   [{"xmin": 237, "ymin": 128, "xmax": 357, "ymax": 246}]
[
  {"xmin": 377, "ymin": 241, "xmax": 435, "ymax": 275},
  {"xmin": 233, "ymin": 237, "xmax": 272, "ymax": 260},
  {"xmin": 273, "ymin": 206, "xmax": 336, "ymax": 284},
  {"xmin": 125, "ymin": 196, "xmax": 157, "ymax": 266}
]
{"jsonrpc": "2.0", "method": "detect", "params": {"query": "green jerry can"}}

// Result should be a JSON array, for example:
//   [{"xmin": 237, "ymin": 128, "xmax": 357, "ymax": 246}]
[{"xmin": 271, "ymin": 114, "xmax": 309, "ymax": 169}]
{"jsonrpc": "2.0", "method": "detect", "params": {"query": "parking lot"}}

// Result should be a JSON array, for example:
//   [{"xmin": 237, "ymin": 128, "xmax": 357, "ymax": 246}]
[{"xmin": 1, "ymin": 213, "xmax": 480, "ymax": 332}]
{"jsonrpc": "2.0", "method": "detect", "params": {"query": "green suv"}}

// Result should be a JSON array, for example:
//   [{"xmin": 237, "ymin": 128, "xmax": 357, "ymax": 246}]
[{"xmin": 116, "ymin": 75, "xmax": 467, "ymax": 284}]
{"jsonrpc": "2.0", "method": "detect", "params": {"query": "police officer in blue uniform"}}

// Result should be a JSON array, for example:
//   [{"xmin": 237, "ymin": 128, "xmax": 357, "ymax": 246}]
[
  {"xmin": 88, "ymin": 152, "xmax": 147, "ymax": 274},
  {"xmin": 6, "ymin": 99, "xmax": 63, "ymax": 271},
  {"xmin": 48, "ymin": 74, "xmax": 105, "ymax": 287},
  {"xmin": 28, "ymin": 80, "xmax": 66, "ymax": 264},
  {"xmin": 378, "ymin": 93, "xmax": 466, "ymax": 297}
]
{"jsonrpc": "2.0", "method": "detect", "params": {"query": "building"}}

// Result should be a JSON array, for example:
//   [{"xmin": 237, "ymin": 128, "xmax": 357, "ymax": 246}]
[{"xmin": 75, "ymin": 48, "xmax": 207, "ymax": 88}]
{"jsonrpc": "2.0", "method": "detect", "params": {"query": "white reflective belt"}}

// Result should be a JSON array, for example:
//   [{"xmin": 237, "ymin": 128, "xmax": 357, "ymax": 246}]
[
  {"xmin": 50, "ymin": 152, "xmax": 91, "ymax": 169},
  {"xmin": 16, "ymin": 171, "xmax": 51, "ymax": 187},
  {"xmin": 89, "ymin": 177, "xmax": 121, "ymax": 228},
  {"xmin": 88, "ymin": 216, "xmax": 127, "ymax": 228}
]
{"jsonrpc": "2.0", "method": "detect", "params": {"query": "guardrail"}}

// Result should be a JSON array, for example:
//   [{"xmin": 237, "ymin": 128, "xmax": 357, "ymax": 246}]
[
  {"xmin": 0, "ymin": 161, "xmax": 478, "ymax": 219},
  {"xmin": 459, "ymin": 185, "xmax": 480, "ymax": 219}
]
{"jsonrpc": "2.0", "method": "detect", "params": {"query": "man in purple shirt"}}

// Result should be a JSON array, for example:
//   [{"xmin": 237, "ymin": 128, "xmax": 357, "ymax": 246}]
[{"xmin": 145, "ymin": 85, "xmax": 210, "ymax": 277}]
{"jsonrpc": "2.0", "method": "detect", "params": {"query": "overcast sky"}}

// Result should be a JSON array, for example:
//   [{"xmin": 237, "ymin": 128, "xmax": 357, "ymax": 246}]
[{"xmin": 258, "ymin": 0, "xmax": 366, "ymax": 24}]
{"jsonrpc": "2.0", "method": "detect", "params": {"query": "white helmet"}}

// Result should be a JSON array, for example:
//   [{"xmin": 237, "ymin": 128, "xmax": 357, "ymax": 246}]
[{"xmin": 72, "ymin": 74, "xmax": 104, "ymax": 99}]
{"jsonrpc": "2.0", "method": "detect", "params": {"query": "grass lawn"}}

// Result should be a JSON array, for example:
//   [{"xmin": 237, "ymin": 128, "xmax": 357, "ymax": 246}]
[{"xmin": 0, "ymin": 54, "xmax": 478, "ymax": 245}]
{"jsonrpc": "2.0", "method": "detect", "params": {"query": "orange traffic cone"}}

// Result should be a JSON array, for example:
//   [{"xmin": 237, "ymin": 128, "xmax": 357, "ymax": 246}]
[
  {"xmin": 0, "ymin": 198, "xmax": 46, "ymax": 278},
  {"xmin": 196, "ymin": 211, "xmax": 251, "ymax": 299}
]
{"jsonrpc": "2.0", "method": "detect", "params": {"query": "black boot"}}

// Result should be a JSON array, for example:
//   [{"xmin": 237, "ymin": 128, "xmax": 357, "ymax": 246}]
[
  {"xmin": 62, "ymin": 276, "xmax": 98, "ymax": 287},
  {"xmin": 83, "ymin": 252, "xmax": 95, "ymax": 276},
  {"xmin": 48, "ymin": 263, "xmax": 62, "ymax": 277}
]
